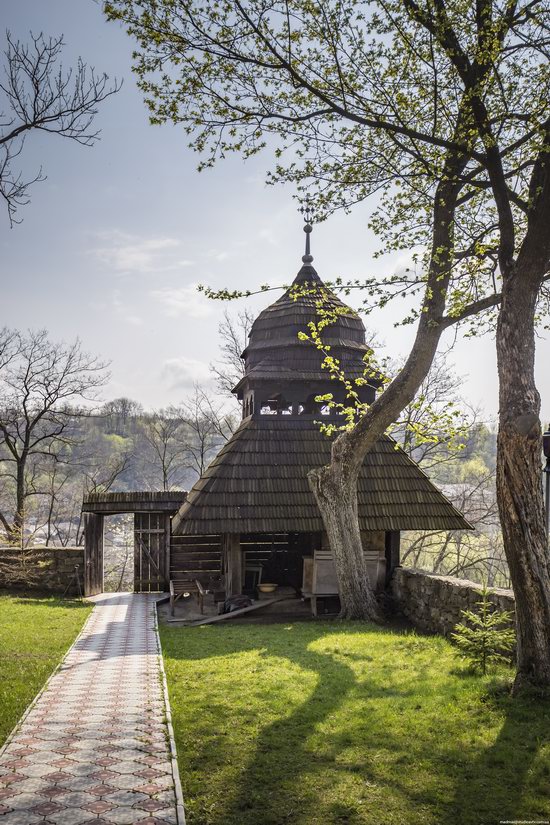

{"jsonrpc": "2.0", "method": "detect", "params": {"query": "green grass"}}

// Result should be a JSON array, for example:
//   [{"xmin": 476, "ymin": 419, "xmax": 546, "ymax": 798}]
[
  {"xmin": 0, "ymin": 591, "xmax": 93, "ymax": 746},
  {"xmin": 160, "ymin": 621, "xmax": 550, "ymax": 825}
]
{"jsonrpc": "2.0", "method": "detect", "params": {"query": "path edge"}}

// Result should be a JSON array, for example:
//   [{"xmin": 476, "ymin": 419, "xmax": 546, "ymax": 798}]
[
  {"xmin": 0, "ymin": 598, "xmax": 97, "ymax": 761},
  {"xmin": 154, "ymin": 598, "xmax": 187, "ymax": 825}
]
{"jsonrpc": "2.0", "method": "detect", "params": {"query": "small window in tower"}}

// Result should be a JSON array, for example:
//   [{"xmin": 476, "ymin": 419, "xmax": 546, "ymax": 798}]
[{"xmin": 260, "ymin": 398, "xmax": 278, "ymax": 415}]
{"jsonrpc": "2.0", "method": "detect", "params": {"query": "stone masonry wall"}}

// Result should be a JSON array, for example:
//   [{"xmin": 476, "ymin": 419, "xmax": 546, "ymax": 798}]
[
  {"xmin": 0, "ymin": 546, "xmax": 85, "ymax": 595},
  {"xmin": 390, "ymin": 567, "xmax": 515, "ymax": 636}
]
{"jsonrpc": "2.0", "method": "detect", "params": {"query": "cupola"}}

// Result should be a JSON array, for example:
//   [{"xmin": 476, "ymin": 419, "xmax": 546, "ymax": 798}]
[{"xmin": 234, "ymin": 216, "xmax": 379, "ymax": 418}]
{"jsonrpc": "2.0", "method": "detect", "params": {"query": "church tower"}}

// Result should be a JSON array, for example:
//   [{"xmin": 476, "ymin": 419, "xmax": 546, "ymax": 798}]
[
  {"xmin": 234, "ymin": 213, "xmax": 378, "ymax": 419},
  {"xmin": 171, "ymin": 217, "xmax": 470, "ymax": 606}
]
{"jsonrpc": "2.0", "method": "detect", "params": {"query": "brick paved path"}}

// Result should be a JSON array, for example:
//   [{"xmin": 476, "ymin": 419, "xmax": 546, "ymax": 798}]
[{"xmin": 0, "ymin": 593, "xmax": 184, "ymax": 825}]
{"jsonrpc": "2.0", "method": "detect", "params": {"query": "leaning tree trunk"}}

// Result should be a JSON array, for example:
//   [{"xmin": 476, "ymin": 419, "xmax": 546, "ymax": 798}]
[
  {"xmin": 496, "ymin": 265, "xmax": 550, "ymax": 691},
  {"xmin": 309, "ymin": 446, "xmax": 381, "ymax": 620}
]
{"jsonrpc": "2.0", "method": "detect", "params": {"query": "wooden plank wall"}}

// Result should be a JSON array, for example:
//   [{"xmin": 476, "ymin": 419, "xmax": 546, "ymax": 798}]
[
  {"xmin": 169, "ymin": 532, "xmax": 322, "ymax": 589},
  {"xmin": 170, "ymin": 534, "xmax": 223, "ymax": 585},
  {"xmin": 240, "ymin": 533, "xmax": 290, "ymax": 566}
]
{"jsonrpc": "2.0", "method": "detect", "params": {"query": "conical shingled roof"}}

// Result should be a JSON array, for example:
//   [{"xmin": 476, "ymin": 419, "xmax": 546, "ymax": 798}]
[
  {"xmin": 234, "ymin": 261, "xmax": 374, "ymax": 395},
  {"xmin": 171, "ymin": 416, "xmax": 471, "ymax": 535}
]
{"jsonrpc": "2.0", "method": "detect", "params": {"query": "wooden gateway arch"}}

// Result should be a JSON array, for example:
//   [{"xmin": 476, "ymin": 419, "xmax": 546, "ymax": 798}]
[{"xmin": 81, "ymin": 491, "xmax": 184, "ymax": 596}]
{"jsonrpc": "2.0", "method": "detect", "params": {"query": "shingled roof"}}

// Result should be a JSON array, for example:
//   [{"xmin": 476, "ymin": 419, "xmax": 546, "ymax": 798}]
[
  {"xmin": 172, "ymin": 416, "xmax": 471, "ymax": 535},
  {"xmin": 233, "ymin": 261, "xmax": 378, "ymax": 396}
]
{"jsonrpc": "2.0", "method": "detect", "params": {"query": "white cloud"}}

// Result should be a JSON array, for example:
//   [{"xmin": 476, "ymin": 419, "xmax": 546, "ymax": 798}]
[
  {"xmin": 258, "ymin": 227, "xmax": 277, "ymax": 246},
  {"xmin": 91, "ymin": 230, "xmax": 195, "ymax": 275},
  {"xmin": 205, "ymin": 248, "xmax": 230, "ymax": 262},
  {"xmin": 393, "ymin": 246, "xmax": 426, "ymax": 278},
  {"xmin": 162, "ymin": 356, "xmax": 212, "ymax": 389},
  {"xmin": 111, "ymin": 289, "xmax": 144, "ymax": 326},
  {"xmin": 150, "ymin": 284, "xmax": 214, "ymax": 319}
]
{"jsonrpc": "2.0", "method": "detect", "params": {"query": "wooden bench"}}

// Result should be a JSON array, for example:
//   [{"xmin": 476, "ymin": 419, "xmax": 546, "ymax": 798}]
[
  {"xmin": 169, "ymin": 579, "xmax": 197, "ymax": 616},
  {"xmin": 169, "ymin": 576, "xmax": 226, "ymax": 617}
]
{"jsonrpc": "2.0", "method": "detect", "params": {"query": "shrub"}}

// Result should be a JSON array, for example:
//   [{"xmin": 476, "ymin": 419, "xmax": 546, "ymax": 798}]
[{"xmin": 451, "ymin": 587, "xmax": 515, "ymax": 674}]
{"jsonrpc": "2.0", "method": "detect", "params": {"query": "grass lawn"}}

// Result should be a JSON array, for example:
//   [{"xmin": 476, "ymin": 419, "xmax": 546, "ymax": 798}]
[
  {"xmin": 160, "ymin": 621, "xmax": 550, "ymax": 825},
  {"xmin": 0, "ymin": 591, "xmax": 93, "ymax": 747}
]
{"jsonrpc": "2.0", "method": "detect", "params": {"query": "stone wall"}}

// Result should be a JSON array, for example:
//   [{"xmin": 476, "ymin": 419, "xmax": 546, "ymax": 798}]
[
  {"xmin": 390, "ymin": 567, "xmax": 515, "ymax": 636},
  {"xmin": 0, "ymin": 546, "xmax": 85, "ymax": 595}
]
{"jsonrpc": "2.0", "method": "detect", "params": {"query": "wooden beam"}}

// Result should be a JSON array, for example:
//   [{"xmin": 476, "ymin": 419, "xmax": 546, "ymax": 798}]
[
  {"xmin": 83, "ymin": 512, "xmax": 104, "ymax": 596},
  {"xmin": 175, "ymin": 594, "xmax": 297, "ymax": 626},
  {"xmin": 163, "ymin": 513, "xmax": 171, "ymax": 590},
  {"xmin": 222, "ymin": 533, "xmax": 243, "ymax": 596},
  {"xmin": 385, "ymin": 531, "xmax": 401, "ymax": 586}
]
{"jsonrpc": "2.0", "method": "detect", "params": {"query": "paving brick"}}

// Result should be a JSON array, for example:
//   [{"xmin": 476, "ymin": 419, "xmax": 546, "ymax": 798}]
[
  {"xmin": 103, "ymin": 805, "xmax": 149, "ymax": 823},
  {"xmin": 37, "ymin": 785, "xmax": 72, "ymax": 798},
  {"xmin": 0, "ymin": 787, "xmax": 19, "ymax": 801},
  {"xmin": 30, "ymin": 799, "xmax": 66, "ymax": 815},
  {"xmin": 60, "ymin": 791, "xmax": 97, "ymax": 808},
  {"xmin": 133, "ymin": 798, "xmax": 169, "ymax": 812},
  {"xmin": 81, "ymin": 798, "xmax": 116, "ymax": 814},
  {"xmin": 0, "ymin": 809, "xmax": 42, "ymax": 824}
]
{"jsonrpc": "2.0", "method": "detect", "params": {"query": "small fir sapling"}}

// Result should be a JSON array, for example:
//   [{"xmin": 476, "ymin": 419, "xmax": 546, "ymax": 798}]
[{"xmin": 451, "ymin": 587, "xmax": 516, "ymax": 675}]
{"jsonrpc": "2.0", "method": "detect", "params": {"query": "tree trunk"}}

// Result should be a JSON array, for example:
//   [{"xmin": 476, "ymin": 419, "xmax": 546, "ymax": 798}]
[
  {"xmin": 310, "ymin": 458, "xmax": 380, "ymax": 620},
  {"xmin": 307, "ymin": 151, "xmax": 466, "ymax": 620},
  {"xmin": 496, "ymin": 267, "xmax": 550, "ymax": 691},
  {"xmin": 13, "ymin": 454, "xmax": 26, "ymax": 549}
]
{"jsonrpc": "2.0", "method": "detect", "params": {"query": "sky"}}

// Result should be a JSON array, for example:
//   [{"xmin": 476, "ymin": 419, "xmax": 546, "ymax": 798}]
[{"xmin": 2, "ymin": 0, "xmax": 549, "ymax": 423}]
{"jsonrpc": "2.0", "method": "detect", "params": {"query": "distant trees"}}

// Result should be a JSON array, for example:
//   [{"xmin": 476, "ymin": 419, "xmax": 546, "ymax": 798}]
[
  {"xmin": 140, "ymin": 409, "xmax": 189, "ymax": 491},
  {"xmin": 0, "ymin": 305, "xmax": 244, "ymax": 564},
  {"xmin": 139, "ymin": 387, "xmax": 238, "ymax": 489},
  {"xmin": 210, "ymin": 309, "xmax": 254, "ymax": 402},
  {"xmin": 392, "ymin": 353, "xmax": 474, "ymax": 473},
  {"xmin": 0, "ymin": 30, "xmax": 120, "ymax": 225},
  {"xmin": 101, "ymin": 397, "xmax": 143, "ymax": 436},
  {"xmin": 0, "ymin": 329, "xmax": 107, "ymax": 548},
  {"xmin": 402, "ymin": 467, "xmax": 507, "ymax": 585},
  {"xmin": 391, "ymin": 354, "xmax": 503, "ymax": 587},
  {"xmin": 180, "ymin": 385, "xmax": 238, "ymax": 476}
]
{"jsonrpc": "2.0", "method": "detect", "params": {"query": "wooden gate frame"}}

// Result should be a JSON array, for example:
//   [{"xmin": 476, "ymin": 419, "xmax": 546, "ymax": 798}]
[{"xmin": 81, "ymin": 492, "xmax": 183, "ymax": 597}]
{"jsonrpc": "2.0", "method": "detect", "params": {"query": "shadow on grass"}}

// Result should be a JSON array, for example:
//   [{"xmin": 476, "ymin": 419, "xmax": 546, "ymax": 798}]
[
  {"xmin": 0, "ymin": 589, "xmax": 89, "ymax": 609},
  {"xmin": 163, "ymin": 623, "xmax": 423, "ymax": 824},
  {"xmin": 162, "ymin": 621, "xmax": 550, "ymax": 825},
  {"xmin": 440, "ymin": 683, "xmax": 550, "ymax": 825}
]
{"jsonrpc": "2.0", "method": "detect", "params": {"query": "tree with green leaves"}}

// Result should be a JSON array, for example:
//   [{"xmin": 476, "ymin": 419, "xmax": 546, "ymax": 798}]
[{"xmin": 106, "ymin": 0, "xmax": 550, "ymax": 689}]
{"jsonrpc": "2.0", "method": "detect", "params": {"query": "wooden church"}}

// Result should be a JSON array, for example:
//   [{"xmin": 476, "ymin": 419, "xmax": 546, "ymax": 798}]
[{"xmin": 169, "ymin": 219, "xmax": 470, "ymax": 608}]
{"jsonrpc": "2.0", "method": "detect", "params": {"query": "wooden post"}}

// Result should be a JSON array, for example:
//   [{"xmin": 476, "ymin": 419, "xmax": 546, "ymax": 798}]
[
  {"xmin": 164, "ymin": 513, "xmax": 171, "ymax": 591},
  {"xmin": 83, "ymin": 512, "xmax": 104, "ymax": 596},
  {"xmin": 384, "ymin": 531, "xmax": 401, "ymax": 586},
  {"xmin": 134, "ymin": 514, "xmax": 141, "ymax": 592},
  {"xmin": 222, "ymin": 533, "xmax": 243, "ymax": 597}
]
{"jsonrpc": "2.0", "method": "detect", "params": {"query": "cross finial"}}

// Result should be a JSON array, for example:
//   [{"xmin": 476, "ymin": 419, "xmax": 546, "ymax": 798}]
[{"xmin": 299, "ymin": 197, "xmax": 314, "ymax": 264}]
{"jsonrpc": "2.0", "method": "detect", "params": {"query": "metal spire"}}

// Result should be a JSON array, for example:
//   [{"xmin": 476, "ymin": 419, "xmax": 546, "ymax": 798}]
[{"xmin": 299, "ymin": 198, "xmax": 314, "ymax": 264}]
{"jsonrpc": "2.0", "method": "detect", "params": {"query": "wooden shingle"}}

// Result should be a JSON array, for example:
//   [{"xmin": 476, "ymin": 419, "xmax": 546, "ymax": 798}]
[{"xmin": 172, "ymin": 416, "xmax": 471, "ymax": 535}]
